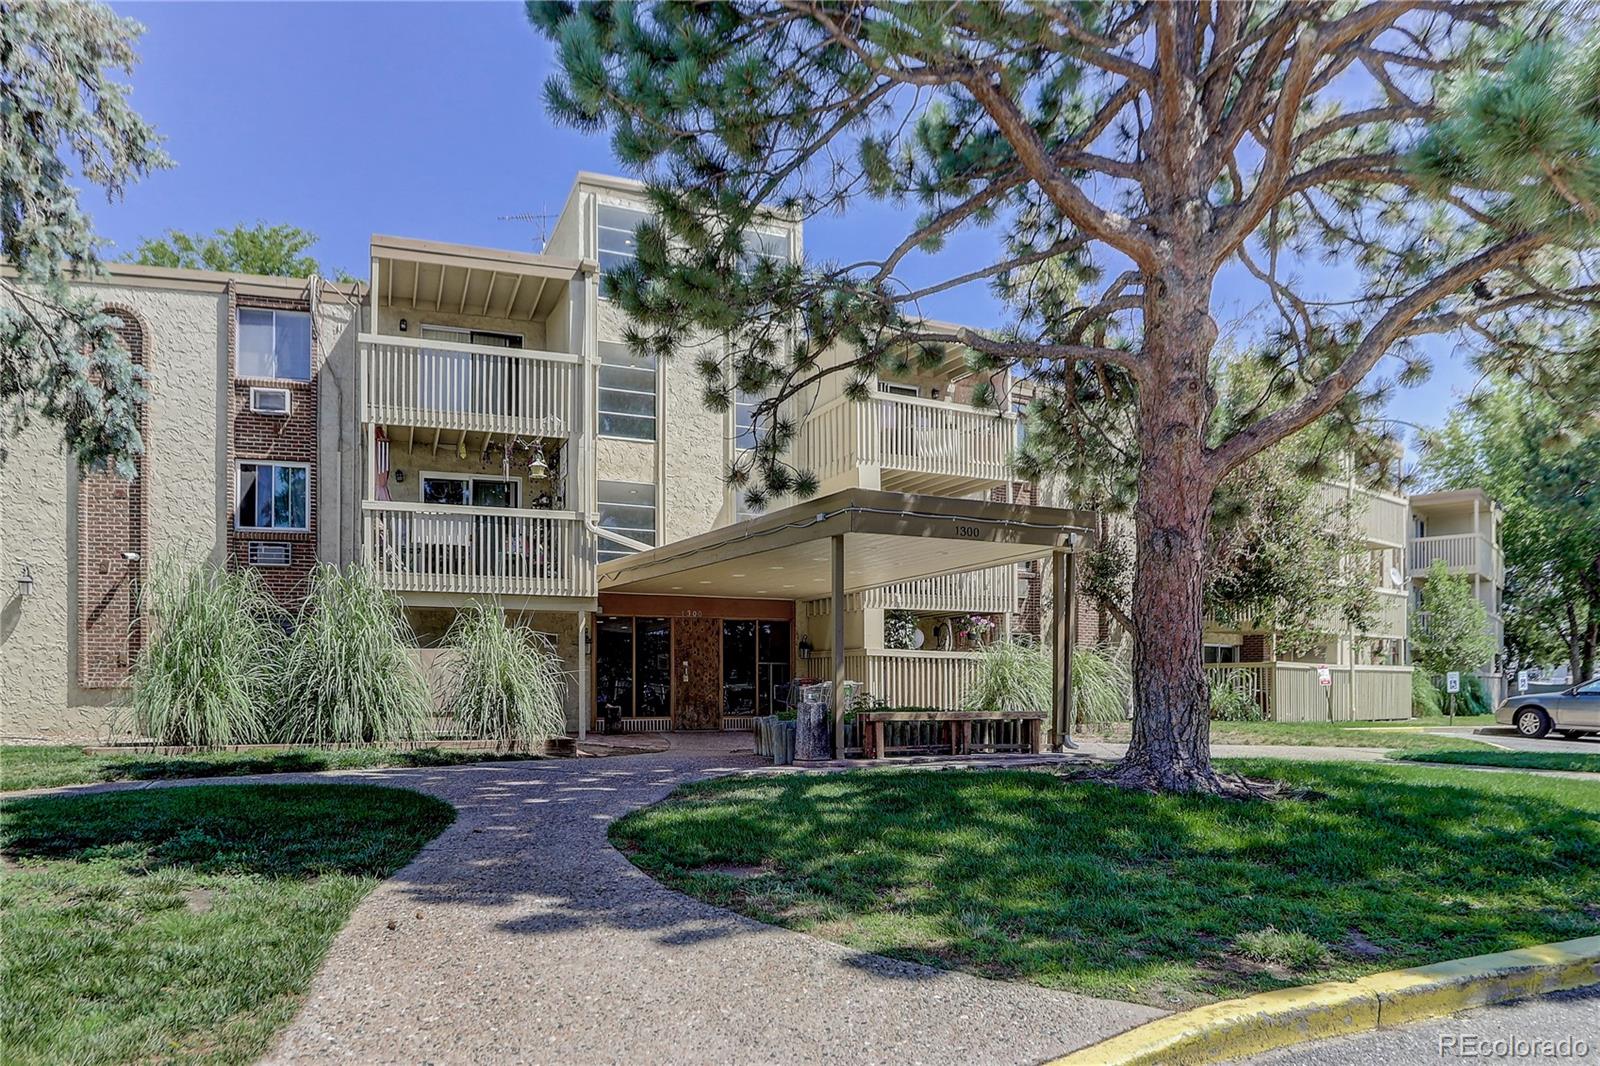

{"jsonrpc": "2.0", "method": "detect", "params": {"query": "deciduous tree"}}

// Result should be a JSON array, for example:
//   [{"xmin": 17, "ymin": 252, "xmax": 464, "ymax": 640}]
[
  {"xmin": 1420, "ymin": 379, "xmax": 1599, "ymax": 682},
  {"xmin": 534, "ymin": 1, "xmax": 1600, "ymax": 792},
  {"xmin": 124, "ymin": 222, "xmax": 348, "ymax": 280}
]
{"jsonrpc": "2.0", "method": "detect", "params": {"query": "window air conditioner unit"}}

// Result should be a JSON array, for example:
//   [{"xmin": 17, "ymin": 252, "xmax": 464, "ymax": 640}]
[
  {"xmin": 248, "ymin": 542, "xmax": 292, "ymax": 567},
  {"xmin": 250, "ymin": 387, "xmax": 291, "ymax": 415}
]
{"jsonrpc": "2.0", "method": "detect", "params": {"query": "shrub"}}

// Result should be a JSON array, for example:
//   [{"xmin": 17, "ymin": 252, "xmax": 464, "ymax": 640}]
[
  {"xmin": 1411, "ymin": 667, "xmax": 1442, "ymax": 717},
  {"xmin": 1209, "ymin": 679, "xmax": 1264, "ymax": 721},
  {"xmin": 964, "ymin": 640, "xmax": 1050, "ymax": 713},
  {"xmin": 1072, "ymin": 643, "xmax": 1132, "ymax": 724},
  {"xmin": 1233, "ymin": 927, "xmax": 1330, "ymax": 971},
  {"xmin": 276, "ymin": 565, "xmax": 432, "ymax": 744},
  {"xmin": 439, "ymin": 603, "xmax": 568, "ymax": 751},
  {"xmin": 1461, "ymin": 673, "xmax": 1492, "ymax": 716},
  {"xmin": 130, "ymin": 560, "xmax": 281, "ymax": 746}
]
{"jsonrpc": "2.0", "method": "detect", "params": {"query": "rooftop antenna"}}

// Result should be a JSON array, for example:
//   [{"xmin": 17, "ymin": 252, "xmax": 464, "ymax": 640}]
[{"xmin": 498, "ymin": 207, "xmax": 557, "ymax": 253}]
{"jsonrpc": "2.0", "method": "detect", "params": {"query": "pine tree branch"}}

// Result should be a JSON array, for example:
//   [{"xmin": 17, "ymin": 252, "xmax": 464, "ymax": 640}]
[{"xmin": 1209, "ymin": 230, "xmax": 1549, "ymax": 475}]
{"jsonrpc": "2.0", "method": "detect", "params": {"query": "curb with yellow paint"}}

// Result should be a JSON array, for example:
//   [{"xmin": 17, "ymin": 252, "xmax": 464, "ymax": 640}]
[{"xmin": 1049, "ymin": 935, "xmax": 1600, "ymax": 1066}]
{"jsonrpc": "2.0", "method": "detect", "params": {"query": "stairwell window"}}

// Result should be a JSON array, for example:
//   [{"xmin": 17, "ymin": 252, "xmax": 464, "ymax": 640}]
[
  {"xmin": 597, "ymin": 481, "xmax": 657, "ymax": 563},
  {"xmin": 597, "ymin": 204, "xmax": 650, "ymax": 279},
  {"xmin": 598, "ymin": 341, "xmax": 657, "ymax": 441},
  {"xmin": 237, "ymin": 308, "xmax": 311, "ymax": 381},
  {"xmin": 236, "ymin": 462, "xmax": 309, "ymax": 531}
]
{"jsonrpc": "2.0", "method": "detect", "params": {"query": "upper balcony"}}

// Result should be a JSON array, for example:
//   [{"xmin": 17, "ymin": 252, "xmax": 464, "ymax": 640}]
[
  {"xmin": 858, "ymin": 565, "xmax": 1018, "ymax": 615},
  {"xmin": 360, "ymin": 333, "xmax": 580, "ymax": 438},
  {"xmin": 795, "ymin": 393, "xmax": 1017, "ymax": 496},
  {"xmin": 1318, "ymin": 481, "xmax": 1407, "ymax": 547},
  {"xmin": 363, "ymin": 235, "xmax": 587, "ymax": 438},
  {"xmin": 1409, "ymin": 533, "xmax": 1503, "ymax": 584}
]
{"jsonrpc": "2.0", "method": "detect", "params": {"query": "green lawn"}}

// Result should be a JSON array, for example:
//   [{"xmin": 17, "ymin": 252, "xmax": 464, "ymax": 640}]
[
  {"xmin": 611, "ymin": 762, "xmax": 1600, "ymax": 1008},
  {"xmin": 1, "ymin": 784, "xmax": 452, "ymax": 1065},
  {"xmin": 1393, "ymin": 748, "xmax": 1600, "ymax": 773},
  {"xmin": 1, "ymin": 744, "xmax": 541, "ymax": 793},
  {"xmin": 1086, "ymin": 716, "xmax": 1496, "ymax": 754}
]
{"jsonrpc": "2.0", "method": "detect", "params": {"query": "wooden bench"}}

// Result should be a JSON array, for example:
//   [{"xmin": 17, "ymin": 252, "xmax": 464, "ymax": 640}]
[{"xmin": 858, "ymin": 709, "xmax": 1046, "ymax": 759}]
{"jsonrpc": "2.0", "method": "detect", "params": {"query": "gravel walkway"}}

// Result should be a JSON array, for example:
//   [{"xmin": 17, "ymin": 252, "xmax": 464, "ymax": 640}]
[{"xmin": 24, "ymin": 732, "xmax": 1142, "ymax": 1065}]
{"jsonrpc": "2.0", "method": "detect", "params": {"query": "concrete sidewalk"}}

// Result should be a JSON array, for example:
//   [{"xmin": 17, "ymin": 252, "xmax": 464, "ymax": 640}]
[{"xmin": 239, "ymin": 731, "xmax": 1161, "ymax": 1065}]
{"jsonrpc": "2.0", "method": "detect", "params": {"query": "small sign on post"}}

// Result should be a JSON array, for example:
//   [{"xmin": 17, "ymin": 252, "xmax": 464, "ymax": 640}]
[
  {"xmin": 1446, "ymin": 672, "xmax": 1461, "ymax": 693},
  {"xmin": 1517, "ymin": 670, "xmax": 1530, "ymax": 694},
  {"xmin": 1316, "ymin": 665, "xmax": 1332, "ymax": 687}
]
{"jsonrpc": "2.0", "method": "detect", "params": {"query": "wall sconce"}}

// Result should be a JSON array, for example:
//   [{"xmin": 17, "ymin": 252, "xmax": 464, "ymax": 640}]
[
  {"xmin": 931, "ymin": 387, "xmax": 941, "ymax": 401},
  {"xmin": 797, "ymin": 635, "xmax": 813, "ymax": 659},
  {"xmin": 398, "ymin": 318, "xmax": 409, "ymax": 332},
  {"xmin": 582, "ymin": 624, "xmax": 593, "ymax": 653},
  {"xmin": 392, "ymin": 469, "xmax": 407, "ymax": 484},
  {"xmin": 17, "ymin": 564, "xmax": 36, "ymax": 598}
]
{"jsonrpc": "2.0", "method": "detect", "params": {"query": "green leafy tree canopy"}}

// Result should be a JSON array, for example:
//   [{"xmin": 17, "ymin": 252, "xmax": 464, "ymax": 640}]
[
  {"xmin": 1411, "ymin": 558, "xmax": 1496, "ymax": 681},
  {"xmin": 123, "ymin": 222, "xmax": 344, "ymax": 279}
]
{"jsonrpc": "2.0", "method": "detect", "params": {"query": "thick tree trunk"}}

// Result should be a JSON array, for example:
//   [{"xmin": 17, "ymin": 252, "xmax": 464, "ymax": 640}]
[
  {"xmin": 1109, "ymin": 264, "xmax": 1230, "ymax": 794},
  {"xmin": 1112, "ymin": 436, "xmax": 1221, "ymax": 792}
]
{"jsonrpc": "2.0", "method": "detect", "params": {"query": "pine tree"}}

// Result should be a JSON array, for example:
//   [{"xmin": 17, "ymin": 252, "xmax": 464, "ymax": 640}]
[{"xmin": 533, "ymin": 2, "xmax": 1600, "ymax": 793}]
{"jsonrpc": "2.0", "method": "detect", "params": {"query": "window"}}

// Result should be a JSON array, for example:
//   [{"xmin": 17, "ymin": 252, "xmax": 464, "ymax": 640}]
[
  {"xmin": 597, "ymin": 481, "xmax": 657, "ymax": 563},
  {"xmin": 249, "ymin": 387, "xmax": 291, "ymax": 415},
  {"xmin": 594, "ymin": 615, "xmax": 672, "ymax": 722},
  {"xmin": 420, "ymin": 473, "xmax": 520, "ymax": 509},
  {"xmin": 741, "ymin": 228, "xmax": 791, "ymax": 272},
  {"xmin": 236, "ymin": 462, "xmax": 309, "ymax": 530},
  {"xmin": 1203, "ymin": 644, "xmax": 1239, "ymax": 664},
  {"xmin": 734, "ymin": 388, "xmax": 766, "ymax": 452},
  {"xmin": 597, "ymin": 204, "xmax": 650, "ymax": 277},
  {"xmin": 598, "ymin": 341, "xmax": 657, "ymax": 440},
  {"xmin": 237, "ymin": 308, "xmax": 311, "ymax": 381},
  {"xmin": 877, "ymin": 381, "xmax": 919, "ymax": 397}
]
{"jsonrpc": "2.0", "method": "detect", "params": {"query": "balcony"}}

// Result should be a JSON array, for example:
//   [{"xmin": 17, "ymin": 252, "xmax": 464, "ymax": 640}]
[
  {"xmin": 362, "ymin": 502, "xmax": 595, "ymax": 600},
  {"xmin": 857, "ymin": 565, "xmax": 1017, "ymax": 615},
  {"xmin": 360, "ymin": 333, "xmax": 579, "ymax": 437},
  {"xmin": 796, "ymin": 394, "xmax": 1016, "ymax": 495},
  {"xmin": 1409, "ymin": 533, "xmax": 1502, "ymax": 582},
  {"xmin": 799, "ymin": 648, "xmax": 985, "ymax": 710},
  {"xmin": 1318, "ymin": 482, "xmax": 1407, "ymax": 546}
]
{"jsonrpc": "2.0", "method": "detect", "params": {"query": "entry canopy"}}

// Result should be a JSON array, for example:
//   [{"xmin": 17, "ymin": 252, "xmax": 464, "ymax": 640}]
[{"xmin": 596, "ymin": 488, "xmax": 1098, "ymax": 600}]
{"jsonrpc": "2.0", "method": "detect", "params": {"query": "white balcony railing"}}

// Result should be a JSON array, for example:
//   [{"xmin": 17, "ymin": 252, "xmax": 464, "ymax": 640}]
[
  {"xmin": 799, "ymin": 649, "xmax": 986, "ymax": 710},
  {"xmin": 360, "ymin": 333, "xmax": 579, "ymax": 436},
  {"xmin": 797, "ymin": 394, "xmax": 1015, "ymax": 489},
  {"xmin": 858, "ymin": 566, "xmax": 1017, "ymax": 615},
  {"xmin": 1318, "ymin": 482, "xmax": 1408, "ymax": 546},
  {"xmin": 1409, "ymin": 533, "xmax": 1496, "ymax": 577},
  {"xmin": 362, "ymin": 501, "xmax": 595, "ymax": 599}
]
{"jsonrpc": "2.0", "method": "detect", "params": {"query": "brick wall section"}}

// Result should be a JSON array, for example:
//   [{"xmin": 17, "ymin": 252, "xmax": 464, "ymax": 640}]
[
  {"xmin": 226, "ymin": 287, "xmax": 319, "ymax": 606},
  {"xmin": 77, "ymin": 307, "xmax": 151, "ymax": 687},
  {"xmin": 1241, "ymin": 632, "xmax": 1272, "ymax": 662}
]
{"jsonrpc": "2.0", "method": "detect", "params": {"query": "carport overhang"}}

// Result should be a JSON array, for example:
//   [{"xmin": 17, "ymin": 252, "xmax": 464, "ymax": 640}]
[{"xmin": 597, "ymin": 488, "xmax": 1099, "ymax": 755}]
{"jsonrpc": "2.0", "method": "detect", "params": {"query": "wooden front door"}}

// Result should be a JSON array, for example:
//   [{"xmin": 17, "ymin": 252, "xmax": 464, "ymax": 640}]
[{"xmin": 673, "ymin": 618, "xmax": 722, "ymax": 729}]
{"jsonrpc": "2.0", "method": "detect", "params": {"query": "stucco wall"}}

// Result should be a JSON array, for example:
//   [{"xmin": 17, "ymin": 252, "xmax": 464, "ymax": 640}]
[{"xmin": 2, "ymin": 283, "xmax": 226, "ymax": 740}]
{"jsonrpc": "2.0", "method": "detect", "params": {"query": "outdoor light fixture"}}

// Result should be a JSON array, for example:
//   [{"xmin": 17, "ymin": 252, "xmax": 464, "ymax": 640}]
[
  {"xmin": 798, "ymin": 635, "xmax": 813, "ymax": 658},
  {"xmin": 398, "ymin": 318, "xmax": 409, "ymax": 332},
  {"xmin": 17, "ymin": 564, "xmax": 35, "ymax": 598},
  {"xmin": 582, "ymin": 625, "xmax": 593, "ymax": 652}
]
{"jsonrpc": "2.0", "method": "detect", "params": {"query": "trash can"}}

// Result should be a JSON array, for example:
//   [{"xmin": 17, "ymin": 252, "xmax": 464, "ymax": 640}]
[{"xmin": 795, "ymin": 681, "xmax": 834, "ymax": 761}]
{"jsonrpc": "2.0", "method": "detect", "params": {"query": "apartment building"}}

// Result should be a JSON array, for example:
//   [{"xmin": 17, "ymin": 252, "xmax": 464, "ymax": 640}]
[
  {"xmin": 1408, "ymin": 489, "xmax": 1506, "ymax": 700},
  {"xmin": 1, "ymin": 172, "xmax": 1506, "ymax": 739},
  {"xmin": 1, "ymin": 172, "xmax": 1092, "ymax": 741}
]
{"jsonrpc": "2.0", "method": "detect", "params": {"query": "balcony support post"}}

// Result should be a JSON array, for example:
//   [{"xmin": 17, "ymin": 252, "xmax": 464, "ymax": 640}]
[
  {"xmin": 1051, "ymin": 549, "xmax": 1078, "ymax": 751},
  {"xmin": 832, "ymin": 532, "xmax": 846, "ymax": 758},
  {"xmin": 576, "ymin": 609, "xmax": 589, "ymax": 741}
]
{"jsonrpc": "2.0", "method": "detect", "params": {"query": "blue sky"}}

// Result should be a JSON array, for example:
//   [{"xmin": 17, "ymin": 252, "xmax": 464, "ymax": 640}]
[{"xmin": 101, "ymin": 1, "xmax": 1472, "ymax": 443}]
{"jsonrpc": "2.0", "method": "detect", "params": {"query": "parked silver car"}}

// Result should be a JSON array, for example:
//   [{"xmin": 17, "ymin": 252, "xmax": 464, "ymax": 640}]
[{"xmin": 1496, "ymin": 678, "xmax": 1600, "ymax": 738}]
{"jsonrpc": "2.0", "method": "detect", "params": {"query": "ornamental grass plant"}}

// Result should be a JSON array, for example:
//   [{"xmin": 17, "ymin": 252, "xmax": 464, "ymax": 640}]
[
  {"xmin": 276, "ymin": 564, "xmax": 432, "ymax": 744},
  {"xmin": 439, "ymin": 602, "xmax": 568, "ymax": 752},
  {"xmin": 129, "ymin": 559, "xmax": 282, "ymax": 746}
]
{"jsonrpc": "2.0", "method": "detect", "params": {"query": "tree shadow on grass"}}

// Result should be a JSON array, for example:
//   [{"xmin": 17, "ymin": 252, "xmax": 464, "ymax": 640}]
[
  {"xmin": 0, "ymin": 783, "xmax": 455, "ymax": 879},
  {"xmin": 609, "ymin": 762, "xmax": 1600, "ymax": 1004}
]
